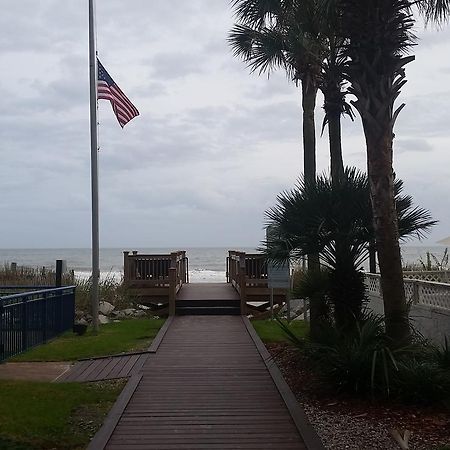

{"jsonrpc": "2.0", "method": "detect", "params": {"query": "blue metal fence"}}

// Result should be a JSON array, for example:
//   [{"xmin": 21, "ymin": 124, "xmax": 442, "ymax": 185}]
[{"xmin": 0, "ymin": 286, "xmax": 76, "ymax": 361}]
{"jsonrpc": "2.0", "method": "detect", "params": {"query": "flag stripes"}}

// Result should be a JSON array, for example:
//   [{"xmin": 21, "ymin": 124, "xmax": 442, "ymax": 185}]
[{"xmin": 97, "ymin": 59, "xmax": 139, "ymax": 127}]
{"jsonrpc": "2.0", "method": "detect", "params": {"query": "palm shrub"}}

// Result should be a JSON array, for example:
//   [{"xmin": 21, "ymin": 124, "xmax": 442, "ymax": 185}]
[
  {"xmin": 264, "ymin": 167, "xmax": 436, "ymax": 330},
  {"xmin": 295, "ymin": 312, "xmax": 450, "ymax": 403},
  {"xmin": 393, "ymin": 357, "xmax": 450, "ymax": 405},
  {"xmin": 434, "ymin": 337, "xmax": 450, "ymax": 370},
  {"xmin": 305, "ymin": 313, "xmax": 400, "ymax": 396},
  {"xmin": 292, "ymin": 268, "xmax": 332, "ymax": 339}
]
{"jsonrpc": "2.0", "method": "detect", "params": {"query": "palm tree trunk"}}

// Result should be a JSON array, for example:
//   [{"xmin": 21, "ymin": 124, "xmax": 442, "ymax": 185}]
[
  {"xmin": 368, "ymin": 241, "xmax": 377, "ymax": 273},
  {"xmin": 365, "ymin": 131, "xmax": 410, "ymax": 345},
  {"xmin": 302, "ymin": 81, "xmax": 320, "ymax": 275},
  {"xmin": 328, "ymin": 113, "xmax": 344, "ymax": 184},
  {"xmin": 302, "ymin": 79, "xmax": 321, "ymax": 337},
  {"xmin": 302, "ymin": 81, "xmax": 317, "ymax": 184}
]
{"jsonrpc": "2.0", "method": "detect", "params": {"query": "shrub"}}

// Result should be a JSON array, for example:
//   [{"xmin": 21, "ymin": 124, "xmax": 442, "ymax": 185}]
[
  {"xmin": 278, "ymin": 312, "xmax": 450, "ymax": 405},
  {"xmin": 305, "ymin": 314, "xmax": 399, "ymax": 396},
  {"xmin": 393, "ymin": 358, "xmax": 450, "ymax": 405},
  {"xmin": 74, "ymin": 273, "xmax": 132, "ymax": 312}
]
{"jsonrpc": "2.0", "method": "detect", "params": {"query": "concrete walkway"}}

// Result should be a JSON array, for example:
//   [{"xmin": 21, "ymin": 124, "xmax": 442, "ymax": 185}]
[{"xmin": 0, "ymin": 362, "xmax": 70, "ymax": 382}]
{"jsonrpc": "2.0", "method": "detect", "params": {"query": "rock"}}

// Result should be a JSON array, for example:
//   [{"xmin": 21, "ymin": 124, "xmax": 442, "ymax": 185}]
[
  {"xmin": 75, "ymin": 310, "xmax": 87, "ymax": 320},
  {"xmin": 98, "ymin": 314, "xmax": 110, "ymax": 324},
  {"xmin": 133, "ymin": 310, "xmax": 146, "ymax": 318},
  {"xmin": 136, "ymin": 304, "xmax": 150, "ymax": 310},
  {"xmin": 75, "ymin": 318, "xmax": 88, "ymax": 326},
  {"xmin": 122, "ymin": 308, "xmax": 138, "ymax": 316},
  {"xmin": 99, "ymin": 301, "xmax": 115, "ymax": 315},
  {"xmin": 113, "ymin": 311, "xmax": 127, "ymax": 319},
  {"xmin": 279, "ymin": 298, "xmax": 308, "ymax": 319}
]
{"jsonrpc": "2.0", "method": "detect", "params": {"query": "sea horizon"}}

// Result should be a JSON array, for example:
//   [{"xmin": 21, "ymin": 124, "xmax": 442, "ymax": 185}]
[{"xmin": 0, "ymin": 244, "xmax": 448, "ymax": 284}]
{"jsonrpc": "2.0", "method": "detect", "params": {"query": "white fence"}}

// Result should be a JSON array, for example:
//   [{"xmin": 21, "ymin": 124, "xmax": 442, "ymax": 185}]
[
  {"xmin": 403, "ymin": 270, "xmax": 450, "ymax": 284},
  {"xmin": 365, "ymin": 273, "xmax": 450, "ymax": 310},
  {"xmin": 364, "ymin": 274, "xmax": 450, "ymax": 345}
]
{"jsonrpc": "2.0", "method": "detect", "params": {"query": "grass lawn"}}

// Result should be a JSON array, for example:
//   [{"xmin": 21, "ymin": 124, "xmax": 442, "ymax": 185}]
[
  {"xmin": 0, "ymin": 379, "xmax": 124, "ymax": 450},
  {"xmin": 11, "ymin": 318, "xmax": 165, "ymax": 362},
  {"xmin": 252, "ymin": 318, "xmax": 308, "ymax": 343}
]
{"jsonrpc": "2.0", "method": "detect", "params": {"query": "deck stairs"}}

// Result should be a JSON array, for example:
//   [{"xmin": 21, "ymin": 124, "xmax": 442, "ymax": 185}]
[{"xmin": 175, "ymin": 282, "xmax": 240, "ymax": 315}]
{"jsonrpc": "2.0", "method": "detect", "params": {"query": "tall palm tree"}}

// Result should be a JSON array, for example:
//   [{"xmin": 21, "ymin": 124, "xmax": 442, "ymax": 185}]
[
  {"xmin": 319, "ymin": 0, "xmax": 449, "ymax": 344},
  {"xmin": 264, "ymin": 167, "xmax": 436, "ymax": 329},
  {"xmin": 229, "ymin": 0, "xmax": 354, "ymax": 184},
  {"xmin": 229, "ymin": 0, "xmax": 324, "ymax": 184}
]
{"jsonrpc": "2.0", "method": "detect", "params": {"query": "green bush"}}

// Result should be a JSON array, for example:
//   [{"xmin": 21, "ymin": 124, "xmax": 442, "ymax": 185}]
[
  {"xmin": 278, "ymin": 312, "xmax": 450, "ymax": 405},
  {"xmin": 305, "ymin": 314, "xmax": 399, "ymax": 396},
  {"xmin": 393, "ymin": 358, "xmax": 450, "ymax": 405}
]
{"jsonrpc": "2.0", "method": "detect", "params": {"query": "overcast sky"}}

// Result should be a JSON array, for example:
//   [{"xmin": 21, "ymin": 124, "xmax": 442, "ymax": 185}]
[{"xmin": 1, "ymin": 1, "xmax": 449, "ymax": 249}]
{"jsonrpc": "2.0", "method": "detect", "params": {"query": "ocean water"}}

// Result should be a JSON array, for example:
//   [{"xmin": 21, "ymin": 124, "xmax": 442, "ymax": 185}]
[
  {"xmin": 0, "ymin": 245, "xmax": 447, "ymax": 283},
  {"xmin": 0, "ymin": 247, "xmax": 257, "ymax": 283}
]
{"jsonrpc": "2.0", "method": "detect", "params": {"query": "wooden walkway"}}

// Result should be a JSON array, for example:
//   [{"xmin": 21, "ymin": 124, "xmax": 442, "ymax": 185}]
[
  {"xmin": 57, "ymin": 352, "xmax": 150, "ymax": 383},
  {"xmin": 176, "ymin": 283, "xmax": 239, "ymax": 301},
  {"xmin": 88, "ymin": 316, "xmax": 324, "ymax": 450}
]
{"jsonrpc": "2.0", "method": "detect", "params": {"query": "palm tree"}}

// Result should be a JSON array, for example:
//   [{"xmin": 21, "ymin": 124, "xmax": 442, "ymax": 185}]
[
  {"xmin": 229, "ymin": 0, "xmax": 324, "ymax": 184},
  {"xmin": 318, "ymin": 0, "xmax": 449, "ymax": 344},
  {"xmin": 264, "ymin": 167, "xmax": 436, "ymax": 330}
]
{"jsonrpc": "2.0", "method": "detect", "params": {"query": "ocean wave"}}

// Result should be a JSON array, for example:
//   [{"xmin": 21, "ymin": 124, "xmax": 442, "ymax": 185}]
[{"xmin": 74, "ymin": 269, "xmax": 226, "ymax": 284}]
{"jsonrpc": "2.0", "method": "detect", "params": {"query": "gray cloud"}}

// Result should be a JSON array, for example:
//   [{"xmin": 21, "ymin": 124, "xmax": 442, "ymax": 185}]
[
  {"xmin": 395, "ymin": 138, "xmax": 434, "ymax": 153},
  {"xmin": 0, "ymin": 1, "xmax": 449, "ymax": 248}
]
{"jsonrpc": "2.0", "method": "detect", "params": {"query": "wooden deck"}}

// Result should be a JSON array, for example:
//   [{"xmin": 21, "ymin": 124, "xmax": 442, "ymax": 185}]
[
  {"xmin": 88, "ymin": 315, "xmax": 323, "ymax": 450},
  {"xmin": 176, "ymin": 283, "xmax": 239, "ymax": 301}
]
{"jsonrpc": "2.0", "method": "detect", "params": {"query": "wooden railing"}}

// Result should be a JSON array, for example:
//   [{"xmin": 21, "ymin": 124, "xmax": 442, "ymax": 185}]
[
  {"xmin": 228, "ymin": 251, "xmax": 286, "ymax": 314},
  {"xmin": 123, "ymin": 251, "xmax": 188, "ymax": 315}
]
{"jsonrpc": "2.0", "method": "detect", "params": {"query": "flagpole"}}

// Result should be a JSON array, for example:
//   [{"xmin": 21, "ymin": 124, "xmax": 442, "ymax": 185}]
[{"xmin": 89, "ymin": 0, "xmax": 100, "ymax": 334}]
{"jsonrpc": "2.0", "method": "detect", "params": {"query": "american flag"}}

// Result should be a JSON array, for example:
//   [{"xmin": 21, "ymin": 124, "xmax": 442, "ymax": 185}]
[{"xmin": 97, "ymin": 59, "xmax": 139, "ymax": 127}]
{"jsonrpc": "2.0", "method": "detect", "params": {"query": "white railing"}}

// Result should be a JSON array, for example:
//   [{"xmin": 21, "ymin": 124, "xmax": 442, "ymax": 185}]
[
  {"xmin": 365, "ymin": 273, "xmax": 450, "ymax": 310},
  {"xmin": 403, "ymin": 270, "xmax": 450, "ymax": 284}
]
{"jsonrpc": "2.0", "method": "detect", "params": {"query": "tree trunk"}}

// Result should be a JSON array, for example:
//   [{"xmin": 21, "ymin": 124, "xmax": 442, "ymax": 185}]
[
  {"xmin": 328, "ymin": 113, "xmax": 344, "ymax": 184},
  {"xmin": 302, "ymin": 81, "xmax": 317, "ymax": 184},
  {"xmin": 365, "ymin": 130, "xmax": 410, "ymax": 345},
  {"xmin": 368, "ymin": 241, "xmax": 377, "ymax": 273},
  {"xmin": 301, "ymin": 80, "xmax": 321, "ymax": 337}
]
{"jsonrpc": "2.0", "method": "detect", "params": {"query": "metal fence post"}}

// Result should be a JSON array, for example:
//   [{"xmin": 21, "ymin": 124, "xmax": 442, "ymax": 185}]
[
  {"xmin": 21, "ymin": 296, "xmax": 27, "ymax": 352},
  {"xmin": 42, "ymin": 291, "xmax": 47, "ymax": 343}
]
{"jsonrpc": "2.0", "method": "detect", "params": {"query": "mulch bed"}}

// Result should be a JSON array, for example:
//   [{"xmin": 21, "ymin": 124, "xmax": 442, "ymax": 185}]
[{"xmin": 267, "ymin": 343, "xmax": 450, "ymax": 450}]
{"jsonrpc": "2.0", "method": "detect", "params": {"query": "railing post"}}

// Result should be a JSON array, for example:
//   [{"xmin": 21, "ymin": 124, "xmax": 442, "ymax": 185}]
[
  {"xmin": 123, "ymin": 251, "xmax": 130, "ymax": 282},
  {"xmin": 55, "ymin": 260, "xmax": 66, "ymax": 287},
  {"xmin": 181, "ymin": 251, "xmax": 187, "ymax": 284},
  {"xmin": 169, "ymin": 267, "xmax": 177, "ymax": 316},
  {"xmin": 239, "ymin": 253, "xmax": 246, "ymax": 315}
]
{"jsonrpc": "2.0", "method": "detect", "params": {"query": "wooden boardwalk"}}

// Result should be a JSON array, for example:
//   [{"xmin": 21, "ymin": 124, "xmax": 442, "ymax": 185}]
[
  {"xmin": 88, "ymin": 315, "xmax": 323, "ymax": 450},
  {"xmin": 176, "ymin": 283, "xmax": 239, "ymax": 301},
  {"xmin": 57, "ymin": 352, "xmax": 150, "ymax": 383}
]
